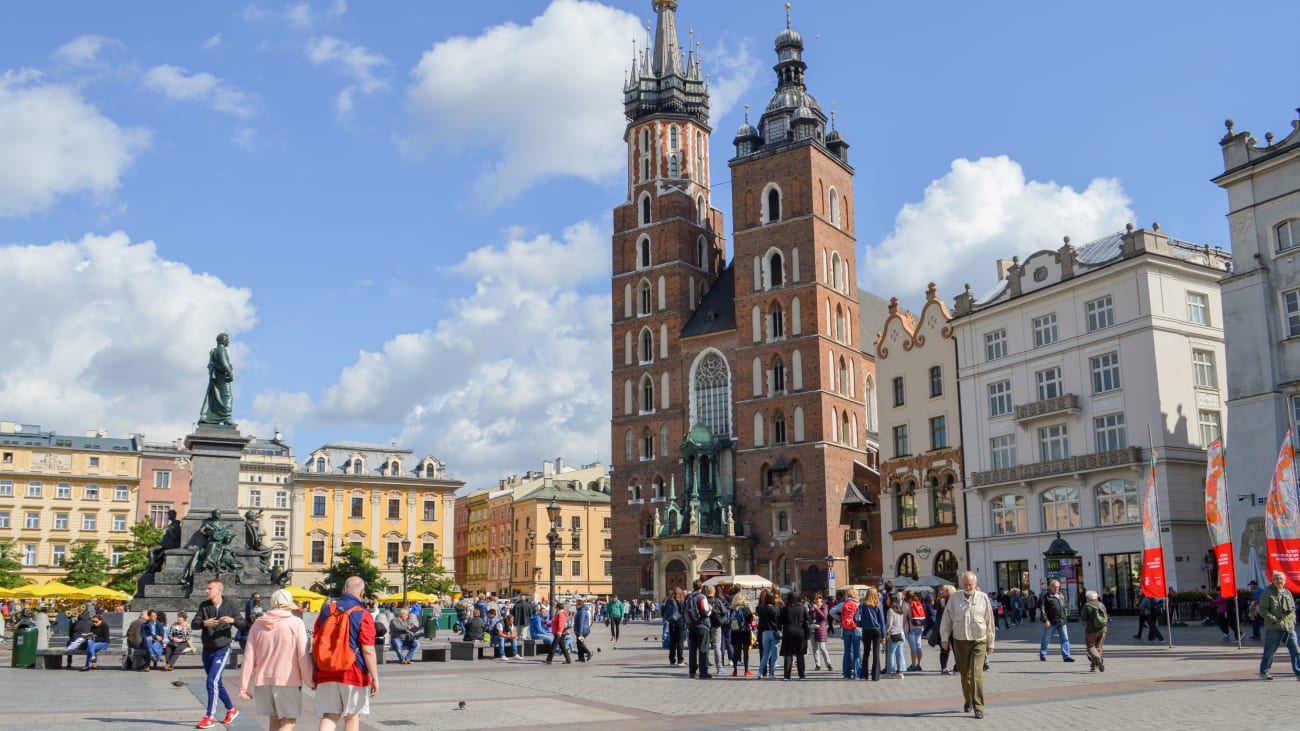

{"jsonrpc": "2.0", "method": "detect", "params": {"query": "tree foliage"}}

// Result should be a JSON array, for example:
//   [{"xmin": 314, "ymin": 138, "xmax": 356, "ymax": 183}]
[
  {"xmin": 406, "ymin": 548, "xmax": 454, "ymax": 596},
  {"xmin": 319, "ymin": 544, "xmax": 389, "ymax": 598},
  {"xmin": 0, "ymin": 542, "xmax": 25, "ymax": 589},
  {"xmin": 62, "ymin": 541, "xmax": 111, "ymax": 588},
  {"xmin": 109, "ymin": 519, "xmax": 164, "ymax": 593}
]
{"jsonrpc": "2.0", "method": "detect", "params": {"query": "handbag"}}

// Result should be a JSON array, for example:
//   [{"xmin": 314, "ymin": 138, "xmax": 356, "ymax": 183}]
[{"xmin": 888, "ymin": 632, "xmax": 904, "ymax": 643}]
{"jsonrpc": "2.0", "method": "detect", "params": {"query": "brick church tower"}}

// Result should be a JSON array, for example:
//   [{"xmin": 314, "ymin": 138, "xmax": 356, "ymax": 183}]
[
  {"xmin": 609, "ymin": 0, "xmax": 725, "ymax": 596},
  {"xmin": 610, "ymin": 2, "xmax": 878, "ymax": 599}
]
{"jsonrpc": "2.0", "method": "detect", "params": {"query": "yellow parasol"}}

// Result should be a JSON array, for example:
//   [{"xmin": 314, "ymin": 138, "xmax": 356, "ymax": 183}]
[
  {"xmin": 13, "ymin": 581, "xmax": 94, "ymax": 599},
  {"xmin": 81, "ymin": 585, "xmax": 132, "ymax": 601},
  {"xmin": 376, "ymin": 590, "xmax": 435, "ymax": 604},
  {"xmin": 285, "ymin": 586, "xmax": 327, "ymax": 612}
]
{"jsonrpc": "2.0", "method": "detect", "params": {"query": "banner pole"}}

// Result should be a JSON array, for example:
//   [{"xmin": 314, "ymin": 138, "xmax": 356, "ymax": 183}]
[
  {"xmin": 1150, "ymin": 426, "xmax": 1173, "ymax": 649},
  {"xmin": 1221, "ymin": 437, "xmax": 1243, "ymax": 650}
]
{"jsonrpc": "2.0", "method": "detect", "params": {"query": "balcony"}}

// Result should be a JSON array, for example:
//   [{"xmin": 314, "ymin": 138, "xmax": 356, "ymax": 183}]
[
  {"xmin": 1013, "ymin": 393, "xmax": 1080, "ymax": 425},
  {"xmin": 844, "ymin": 528, "xmax": 866, "ymax": 549},
  {"xmin": 970, "ymin": 446, "xmax": 1143, "ymax": 488}
]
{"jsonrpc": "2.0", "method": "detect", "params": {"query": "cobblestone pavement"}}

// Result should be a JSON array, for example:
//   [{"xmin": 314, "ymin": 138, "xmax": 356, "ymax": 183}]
[{"xmin": 1, "ymin": 620, "xmax": 1291, "ymax": 730}]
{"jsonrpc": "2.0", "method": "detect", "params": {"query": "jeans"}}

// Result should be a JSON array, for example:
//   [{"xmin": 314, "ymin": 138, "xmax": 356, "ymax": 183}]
[
  {"xmin": 165, "ymin": 641, "xmax": 185, "ymax": 667},
  {"xmin": 84, "ymin": 641, "xmax": 109, "ymax": 668},
  {"xmin": 146, "ymin": 638, "xmax": 164, "ymax": 663},
  {"xmin": 201, "ymin": 648, "xmax": 234, "ymax": 719},
  {"xmin": 711, "ymin": 626, "xmax": 725, "ymax": 669},
  {"xmin": 1040, "ymin": 623, "xmax": 1072, "ymax": 658},
  {"xmin": 1260, "ymin": 629, "xmax": 1300, "ymax": 675},
  {"xmin": 841, "ymin": 628, "xmax": 861, "ymax": 678},
  {"xmin": 688, "ymin": 625, "xmax": 711, "ymax": 677},
  {"xmin": 731, "ymin": 634, "xmax": 750, "ymax": 673},
  {"xmin": 861, "ymin": 630, "xmax": 882, "ymax": 680},
  {"xmin": 391, "ymin": 637, "xmax": 418, "ymax": 661},
  {"xmin": 667, "ymin": 622, "xmax": 684, "ymax": 664},
  {"xmin": 760, "ymin": 630, "xmax": 779, "ymax": 677},
  {"xmin": 886, "ymin": 637, "xmax": 906, "ymax": 673},
  {"xmin": 906, "ymin": 626, "xmax": 923, "ymax": 655}
]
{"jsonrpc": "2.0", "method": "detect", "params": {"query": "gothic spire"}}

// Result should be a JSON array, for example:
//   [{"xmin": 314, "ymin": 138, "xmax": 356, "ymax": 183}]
[
  {"xmin": 651, "ymin": 0, "xmax": 682, "ymax": 77},
  {"xmin": 623, "ymin": 0, "xmax": 710, "ymax": 126}
]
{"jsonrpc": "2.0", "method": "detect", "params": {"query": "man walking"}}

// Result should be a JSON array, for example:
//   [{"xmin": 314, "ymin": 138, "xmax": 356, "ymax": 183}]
[
  {"xmin": 313, "ymin": 576, "xmax": 378, "ymax": 731},
  {"xmin": 192, "ymin": 580, "xmax": 247, "ymax": 729},
  {"xmin": 1038, "ymin": 580, "xmax": 1074, "ymax": 662},
  {"xmin": 1258, "ymin": 570, "xmax": 1300, "ymax": 680},
  {"xmin": 940, "ymin": 571, "xmax": 995, "ymax": 719},
  {"xmin": 1080, "ymin": 590, "xmax": 1109, "ymax": 672},
  {"xmin": 574, "ymin": 598, "xmax": 593, "ymax": 662}
]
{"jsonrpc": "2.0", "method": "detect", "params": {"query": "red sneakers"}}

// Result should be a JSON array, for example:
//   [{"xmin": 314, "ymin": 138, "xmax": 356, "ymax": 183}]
[
  {"xmin": 195, "ymin": 718, "xmax": 216, "ymax": 729},
  {"xmin": 221, "ymin": 709, "xmax": 240, "ymax": 725}
]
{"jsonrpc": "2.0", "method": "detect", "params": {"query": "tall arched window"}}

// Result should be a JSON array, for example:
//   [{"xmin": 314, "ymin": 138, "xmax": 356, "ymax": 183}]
[
  {"xmin": 829, "ymin": 187, "xmax": 840, "ymax": 226},
  {"xmin": 897, "ymin": 481, "xmax": 918, "ymax": 529},
  {"xmin": 640, "ymin": 194, "xmax": 651, "ymax": 225},
  {"xmin": 692, "ymin": 351, "xmax": 732, "ymax": 436},
  {"xmin": 652, "ymin": 476, "xmax": 665, "ymax": 500},
  {"xmin": 772, "ymin": 356, "xmax": 786, "ymax": 394},
  {"xmin": 697, "ymin": 236, "xmax": 708, "ymax": 269},
  {"xmin": 624, "ymin": 430, "xmax": 634, "ymax": 461},
  {"xmin": 772, "ymin": 412, "xmax": 787, "ymax": 444},
  {"xmin": 934, "ymin": 550, "xmax": 958, "ymax": 581},
  {"xmin": 638, "ymin": 280, "xmax": 652, "ymax": 316},
  {"xmin": 777, "ymin": 511, "xmax": 790, "ymax": 534},
  {"xmin": 641, "ymin": 428, "xmax": 654, "ymax": 459},
  {"xmin": 831, "ymin": 252, "xmax": 843, "ymax": 291},
  {"xmin": 668, "ymin": 154, "xmax": 679, "ymax": 178},
  {"xmin": 697, "ymin": 197, "xmax": 707, "ymax": 226},
  {"xmin": 838, "ymin": 357, "xmax": 848, "ymax": 396},
  {"xmin": 768, "ymin": 251, "xmax": 784, "ymax": 288},
  {"xmin": 934, "ymin": 474, "xmax": 956, "ymax": 525},
  {"xmin": 864, "ymin": 376, "xmax": 876, "ymax": 432},
  {"xmin": 639, "ymin": 328, "xmax": 653, "ymax": 363},
  {"xmin": 1041, "ymin": 486, "xmax": 1080, "ymax": 530},
  {"xmin": 640, "ymin": 375, "xmax": 655, "ymax": 413},
  {"xmin": 835, "ymin": 304, "xmax": 846, "ymax": 342},
  {"xmin": 770, "ymin": 301, "xmax": 784, "ymax": 339},
  {"xmin": 768, "ymin": 188, "xmax": 781, "ymax": 222},
  {"xmin": 638, "ymin": 237, "xmax": 651, "ymax": 269},
  {"xmin": 896, "ymin": 553, "xmax": 919, "ymax": 580},
  {"xmin": 669, "ymin": 125, "xmax": 679, "ymax": 150},
  {"xmin": 659, "ymin": 424, "xmax": 670, "ymax": 457},
  {"xmin": 695, "ymin": 130, "xmax": 704, "ymax": 182},
  {"xmin": 840, "ymin": 411, "xmax": 850, "ymax": 445}
]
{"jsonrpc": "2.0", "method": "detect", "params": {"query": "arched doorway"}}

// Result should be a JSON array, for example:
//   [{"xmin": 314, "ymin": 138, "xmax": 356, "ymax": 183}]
[
  {"xmin": 699, "ymin": 558, "xmax": 724, "ymax": 583},
  {"xmin": 934, "ymin": 550, "xmax": 958, "ymax": 583},
  {"xmin": 665, "ymin": 559, "xmax": 688, "ymax": 593}
]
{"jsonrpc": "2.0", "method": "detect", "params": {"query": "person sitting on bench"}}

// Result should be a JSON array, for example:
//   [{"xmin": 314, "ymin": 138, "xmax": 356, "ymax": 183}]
[{"xmin": 81, "ymin": 614, "xmax": 111, "ymax": 671}]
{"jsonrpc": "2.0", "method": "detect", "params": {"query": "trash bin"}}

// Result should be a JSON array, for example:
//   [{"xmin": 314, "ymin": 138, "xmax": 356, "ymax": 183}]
[
  {"xmin": 11, "ymin": 619, "xmax": 37, "ymax": 668},
  {"xmin": 423, "ymin": 614, "xmax": 438, "ymax": 640}
]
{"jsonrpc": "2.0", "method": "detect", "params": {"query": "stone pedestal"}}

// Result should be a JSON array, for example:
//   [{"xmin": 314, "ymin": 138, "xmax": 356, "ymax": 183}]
[{"xmin": 133, "ymin": 425, "xmax": 285, "ymax": 616}]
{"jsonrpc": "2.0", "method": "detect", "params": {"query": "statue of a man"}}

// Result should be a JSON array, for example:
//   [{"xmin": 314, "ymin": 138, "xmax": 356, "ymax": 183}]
[
  {"xmin": 198, "ymin": 509, "xmax": 242, "ymax": 576},
  {"xmin": 145, "ymin": 510, "xmax": 182, "ymax": 574},
  {"xmin": 244, "ymin": 509, "xmax": 272, "ymax": 572},
  {"xmin": 199, "ymin": 332, "xmax": 235, "ymax": 425}
]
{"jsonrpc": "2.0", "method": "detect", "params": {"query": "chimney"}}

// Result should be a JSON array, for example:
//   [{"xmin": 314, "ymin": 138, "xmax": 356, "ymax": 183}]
[
  {"xmin": 555, "ymin": 457, "xmax": 564, "ymax": 472},
  {"xmin": 543, "ymin": 460, "xmax": 555, "ymax": 477},
  {"xmin": 995, "ymin": 258, "xmax": 1014, "ymax": 280}
]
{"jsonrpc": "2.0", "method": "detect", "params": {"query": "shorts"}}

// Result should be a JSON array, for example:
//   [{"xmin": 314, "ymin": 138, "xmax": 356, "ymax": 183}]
[
  {"xmin": 314, "ymin": 682, "xmax": 370, "ymax": 716},
  {"xmin": 253, "ymin": 685, "xmax": 302, "ymax": 719}
]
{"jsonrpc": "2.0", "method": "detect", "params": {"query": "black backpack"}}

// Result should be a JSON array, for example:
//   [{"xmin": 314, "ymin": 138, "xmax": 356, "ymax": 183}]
[
  {"xmin": 683, "ymin": 592, "xmax": 703, "ymax": 625},
  {"xmin": 709, "ymin": 597, "xmax": 727, "ymax": 628}
]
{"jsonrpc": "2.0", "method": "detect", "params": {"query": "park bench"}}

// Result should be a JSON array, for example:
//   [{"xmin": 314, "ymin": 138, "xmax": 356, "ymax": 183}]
[
  {"xmin": 519, "ymin": 639, "xmax": 543, "ymax": 657},
  {"xmin": 420, "ymin": 641, "xmax": 451, "ymax": 662},
  {"xmin": 449, "ymin": 639, "xmax": 494, "ymax": 661}
]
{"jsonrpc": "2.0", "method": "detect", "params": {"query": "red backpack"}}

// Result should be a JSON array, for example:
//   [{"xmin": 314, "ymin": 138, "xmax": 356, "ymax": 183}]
[
  {"xmin": 840, "ymin": 600, "xmax": 859, "ymax": 630},
  {"xmin": 313, "ymin": 602, "xmax": 363, "ymax": 673}
]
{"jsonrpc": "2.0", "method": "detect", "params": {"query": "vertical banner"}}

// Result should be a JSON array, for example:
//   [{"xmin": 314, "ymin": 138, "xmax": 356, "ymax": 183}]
[
  {"xmin": 1140, "ymin": 447, "xmax": 1167, "ymax": 598},
  {"xmin": 1204, "ymin": 439, "xmax": 1236, "ymax": 597},
  {"xmin": 1265, "ymin": 431, "xmax": 1300, "ymax": 592}
]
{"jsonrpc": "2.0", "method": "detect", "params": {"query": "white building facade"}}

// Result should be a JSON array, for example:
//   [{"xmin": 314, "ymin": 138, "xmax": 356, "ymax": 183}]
[
  {"xmin": 953, "ymin": 227, "xmax": 1230, "ymax": 612},
  {"xmin": 1215, "ymin": 108, "xmax": 1300, "ymax": 576},
  {"xmin": 875, "ymin": 284, "xmax": 965, "ymax": 586}
]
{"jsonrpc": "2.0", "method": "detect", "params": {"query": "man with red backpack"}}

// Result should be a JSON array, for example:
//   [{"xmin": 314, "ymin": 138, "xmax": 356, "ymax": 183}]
[{"xmin": 312, "ymin": 576, "xmax": 378, "ymax": 731}]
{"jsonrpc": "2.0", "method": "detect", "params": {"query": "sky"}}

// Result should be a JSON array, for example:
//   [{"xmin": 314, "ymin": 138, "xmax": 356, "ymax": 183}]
[{"xmin": 1, "ymin": 0, "xmax": 1295, "ymax": 491}]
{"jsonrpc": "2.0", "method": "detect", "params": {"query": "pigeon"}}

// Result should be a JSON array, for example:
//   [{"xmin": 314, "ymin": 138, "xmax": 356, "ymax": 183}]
[
  {"xmin": 171, "ymin": 680, "xmax": 186, "ymax": 687},
  {"xmin": 457, "ymin": 701, "xmax": 467, "ymax": 710}
]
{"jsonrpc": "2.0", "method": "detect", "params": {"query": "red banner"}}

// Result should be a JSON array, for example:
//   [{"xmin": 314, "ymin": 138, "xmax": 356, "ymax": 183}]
[
  {"xmin": 1140, "ymin": 449, "xmax": 1166, "ymax": 598},
  {"xmin": 1265, "ymin": 432, "xmax": 1300, "ymax": 592},
  {"xmin": 1204, "ymin": 440, "xmax": 1236, "ymax": 597}
]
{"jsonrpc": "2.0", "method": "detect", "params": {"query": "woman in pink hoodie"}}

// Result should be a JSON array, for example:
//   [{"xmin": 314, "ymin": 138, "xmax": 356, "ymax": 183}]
[{"xmin": 239, "ymin": 589, "xmax": 313, "ymax": 731}]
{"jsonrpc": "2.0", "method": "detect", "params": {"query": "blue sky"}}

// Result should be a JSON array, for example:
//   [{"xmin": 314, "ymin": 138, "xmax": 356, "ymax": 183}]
[{"xmin": 0, "ymin": 0, "xmax": 1294, "ymax": 490}]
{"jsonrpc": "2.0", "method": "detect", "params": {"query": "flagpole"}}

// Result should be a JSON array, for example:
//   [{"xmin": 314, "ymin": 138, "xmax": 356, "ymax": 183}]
[
  {"xmin": 1222, "ymin": 437, "xmax": 1242, "ymax": 650},
  {"xmin": 1150, "ymin": 426, "xmax": 1173, "ymax": 649}
]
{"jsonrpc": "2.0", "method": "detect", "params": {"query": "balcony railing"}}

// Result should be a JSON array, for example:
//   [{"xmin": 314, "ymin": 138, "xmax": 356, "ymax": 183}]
[
  {"xmin": 970, "ymin": 446, "xmax": 1142, "ymax": 487},
  {"xmin": 1014, "ymin": 393, "xmax": 1080, "ymax": 423}
]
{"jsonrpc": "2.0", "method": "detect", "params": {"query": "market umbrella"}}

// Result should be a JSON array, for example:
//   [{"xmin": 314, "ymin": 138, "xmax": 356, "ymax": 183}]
[
  {"xmin": 81, "ymin": 585, "xmax": 132, "ymax": 601},
  {"xmin": 4, "ymin": 583, "xmax": 39, "ymax": 598},
  {"xmin": 285, "ymin": 586, "xmax": 327, "ymax": 612},
  {"xmin": 20, "ymin": 581, "xmax": 94, "ymax": 599},
  {"xmin": 376, "ymin": 590, "xmax": 435, "ymax": 604}
]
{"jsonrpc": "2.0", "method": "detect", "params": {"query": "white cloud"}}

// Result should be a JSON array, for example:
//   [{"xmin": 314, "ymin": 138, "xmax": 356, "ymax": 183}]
[
  {"xmin": 328, "ymin": 0, "xmax": 347, "ymax": 19},
  {"xmin": 0, "ymin": 72, "xmax": 151, "ymax": 217},
  {"xmin": 202, "ymin": 33, "xmax": 223, "ymax": 50},
  {"xmin": 399, "ymin": 0, "xmax": 650, "ymax": 202},
  {"xmin": 287, "ymin": 2, "xmax": 314, "ymax": 30},
  {"xmin": 0, "ymin": 231, "xmax": 257, "ymax": 441},
  {"xmin": 142, "ymin": 64, "xmax": 256, "ymax": 118},
  {"xmin": 702, "ymin": 37, "xmax": 758, "ymax": 123},
  {"xmin": 252, "ymin": 221, "xmax": 611, "ymax": 487},
  {"xmin": 863, "ymin": 156, "xmax": 1135, "ymax": 302},
  {"xmin": 306, "ymin": 35, "xmax": 389, "ymax": 122},
  {"xmin": 52, "ymin": 35, "xmax": 122, "ymax": 66}
]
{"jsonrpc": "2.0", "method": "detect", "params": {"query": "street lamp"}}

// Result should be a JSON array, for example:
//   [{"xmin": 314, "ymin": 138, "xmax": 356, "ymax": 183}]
[
  {"xmin": 546, "ymin": 498, "xmax": 561, "ymax": 605},
  {"xmin": 400, "ymin": 537, "xmax": 414, "ymax": 607}
]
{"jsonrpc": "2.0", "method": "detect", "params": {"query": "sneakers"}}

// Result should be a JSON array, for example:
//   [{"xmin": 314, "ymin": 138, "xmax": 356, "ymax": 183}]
[
  {"xmin": 195, "ymin": 718, "xmax": 216, "ymax": 729},
  {"xmin": 1098, "ymin": 658, "xmax": 1105, "ymax": 672},
  {"xmin": 1039, "ymin": 656, "xmax": 1046, "ymax": 662},
  {"xmin": 744, "ymin": 671, "xmax": 754, "ymax": 677},
  {"xmin": 1063, "ymin": 657, "xmax": 1075, "ymax": 663},
  {"xmin": 1260, "ymin": 672, "xmax": 1274, "ymax": 680},
  {"xmin": 221, "ymin": 709, "xmax": 239, "ymax": 725}
]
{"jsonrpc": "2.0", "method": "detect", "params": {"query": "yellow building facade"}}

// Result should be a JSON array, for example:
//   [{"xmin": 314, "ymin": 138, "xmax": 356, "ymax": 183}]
[
  {"xmin": 237, "ymin": 436, "xmax": 296, "ymax": 574},
  {"xmin": 293, "ymin": 442, "xmax": 461, "ymax": 592},
  {"xmin": 0, "ymin": 422, "xmax": 142, "ymax": 583},
  {"xmin": 511, "ymin": 467, "xmax": 612, "ymax": 601}
]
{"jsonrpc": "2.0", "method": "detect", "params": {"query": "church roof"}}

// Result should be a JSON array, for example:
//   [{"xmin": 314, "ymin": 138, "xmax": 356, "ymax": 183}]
[{"xmin": 681, "ymin": 265, "xmax": 736, "ymax": 338}]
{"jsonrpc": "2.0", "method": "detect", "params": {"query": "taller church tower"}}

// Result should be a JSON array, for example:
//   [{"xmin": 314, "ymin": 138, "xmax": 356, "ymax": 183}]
[{"xmin": 610, "ymin": 0, "xmax": 725, "ymax": 596}]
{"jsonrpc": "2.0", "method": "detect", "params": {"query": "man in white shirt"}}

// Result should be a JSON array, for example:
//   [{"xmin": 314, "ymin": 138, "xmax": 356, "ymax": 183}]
[{"xmin": 940, "ymin": 571, "xmax": 996, "ymax": 720}]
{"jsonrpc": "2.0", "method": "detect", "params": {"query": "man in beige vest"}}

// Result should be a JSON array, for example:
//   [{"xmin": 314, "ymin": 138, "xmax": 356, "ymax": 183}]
[{"xmin": 940, "ymin": 571, "xmax": 996, "ymax": 719}]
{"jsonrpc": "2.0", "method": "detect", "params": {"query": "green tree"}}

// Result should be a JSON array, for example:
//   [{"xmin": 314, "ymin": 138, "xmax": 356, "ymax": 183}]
[
  {"xmin": 109, "ymin": 519, "xmax": 164, "ymax": 593},
  {"xmin": 0, "ymin": 542, "xmax": 25, "ymax": 589},
  {"xmin": 406, "ymin": 548, "xmax": 454, "ymax": 596},
  {"xmin": 62, "ymin": 541, "xmax": 110, "ymax": 588},
  {"xmin": 319, "ymin": 544, "xmax": 389, "ymax": 598}
]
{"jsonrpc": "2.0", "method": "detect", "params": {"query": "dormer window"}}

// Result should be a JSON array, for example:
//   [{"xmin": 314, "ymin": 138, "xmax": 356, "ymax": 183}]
[
  {"xmin": 389, "ymin": 459, "xmax": 401, "ymax": 476},
  {"xmin": 314, "ymin": 456, "xmax": 326, "ymax": 473}
]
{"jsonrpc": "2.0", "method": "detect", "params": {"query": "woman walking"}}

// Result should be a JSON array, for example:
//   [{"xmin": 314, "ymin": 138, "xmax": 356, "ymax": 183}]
[
  {"xmin": 886, "ymin": 592, "xmax": 908, "ymax": 678},
  {"xmin": 859, "ymin": 587, "xmax": 885, "ymax": 681},
  {"xmin": 809, "ymin": 594, "xmax": 832, "ymax": 671},
  {"xmin": 605, "ymin": 593, "xmax": 624, "ymax": 649},
  {"xmin": 729, "ymin": 593, "xmax": 754, "ymax": 677},
  {"xmin": 779, "ymin": 593, "xmax": 812, "ymax": 680},
  {"xmin": 756, "ymin": 591, "xmax": 782, "ymax": 679},
  {"xmin": 238, "ymin": 589, "xmax": 311, "ymax": 731}
]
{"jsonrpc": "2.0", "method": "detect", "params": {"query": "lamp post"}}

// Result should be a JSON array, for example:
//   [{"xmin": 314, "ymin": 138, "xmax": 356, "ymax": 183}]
[
  {"xmin": 400, "ymin": 537, "xmax": 414, "ymax": 608},
  {"xmin": 546, "ymin": 498, "xmax": 561, "ymax": 606}
]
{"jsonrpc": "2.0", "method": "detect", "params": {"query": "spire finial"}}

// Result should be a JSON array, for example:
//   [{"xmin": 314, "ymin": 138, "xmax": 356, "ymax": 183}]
[
  {"xmin": 830, "ymin": 105, "xmax": 837, "ymax": 131},
  {"xmin": 744, "ymin": 103, "xmax": 750, "ymax": 123},
  {"xmin": 786, "ymin": 2, "xmax": 792, "ymax": 29}
]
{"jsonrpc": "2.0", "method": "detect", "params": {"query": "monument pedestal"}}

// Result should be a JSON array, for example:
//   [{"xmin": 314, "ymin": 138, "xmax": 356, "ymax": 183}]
[{"xmin": 133, "ymin": 425, "xmax": 286, "ymax": 616}]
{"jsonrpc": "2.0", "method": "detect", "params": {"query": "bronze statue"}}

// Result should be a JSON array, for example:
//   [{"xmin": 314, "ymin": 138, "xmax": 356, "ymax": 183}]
[
  {"xmin": 270, "ymin": 566, "xmax": 294, "ymax": 588},
  {"xmin": 145, "ymin": 510, "xmax": 182, "ymax": 574},
  {"xmin": 244, "ymin": 509, "xmax": 272, "ymax": 572},
  {"xmin": 197, "ymin": 509, "xmax": 243, "ymax": 578},
  {"xmin": 199, "ymin": 332, "xmax": 235, "ymax": 425}
]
